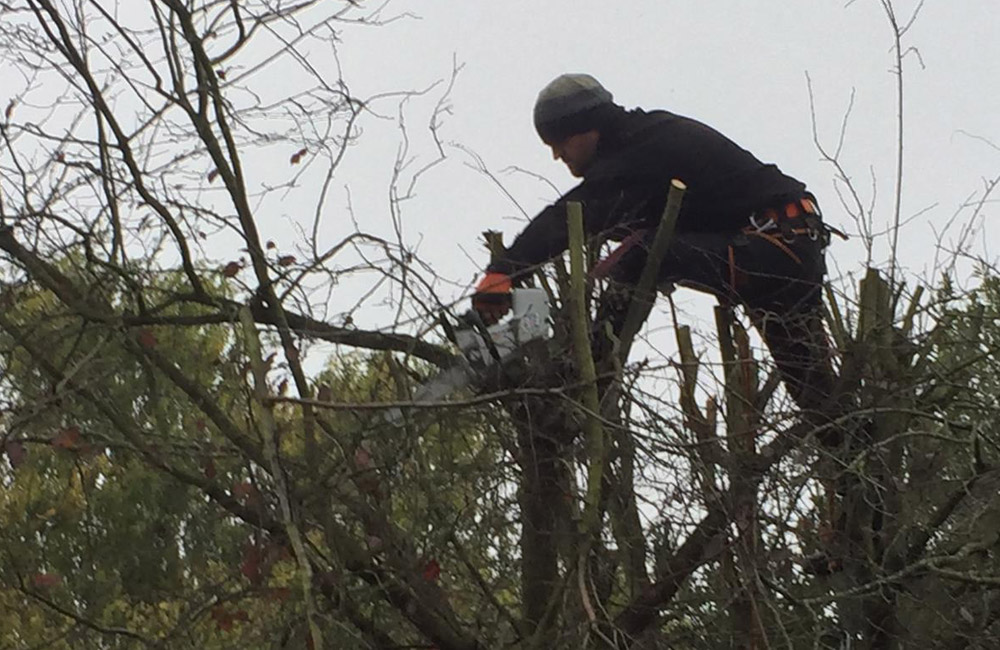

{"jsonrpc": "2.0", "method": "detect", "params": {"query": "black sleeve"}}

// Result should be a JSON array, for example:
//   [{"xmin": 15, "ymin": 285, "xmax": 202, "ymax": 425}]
[{"xmin": 486, "ymin": 178, "xmax": 640, "ymax": 280}]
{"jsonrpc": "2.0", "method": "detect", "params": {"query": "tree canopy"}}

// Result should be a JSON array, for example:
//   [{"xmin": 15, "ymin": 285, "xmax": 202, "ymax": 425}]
[{"xmin": 2, "ymin": 2, "xmax": 1000, "ymax": 649}]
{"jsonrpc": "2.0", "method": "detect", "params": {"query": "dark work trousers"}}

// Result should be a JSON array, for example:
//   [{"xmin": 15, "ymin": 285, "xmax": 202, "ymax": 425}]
[{"xmin": 597, "ymin": 228, "xmax": 837, "ymax": 416}]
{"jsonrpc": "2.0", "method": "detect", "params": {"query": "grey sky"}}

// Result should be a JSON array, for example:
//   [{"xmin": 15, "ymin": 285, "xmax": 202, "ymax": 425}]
[
  {"xmin": 325, "ymin": 0, "xmax": 997, "ymax": 312},
  {"xmin": 3, "ymin": 0, "xmax": 996, "ymax": 356}
]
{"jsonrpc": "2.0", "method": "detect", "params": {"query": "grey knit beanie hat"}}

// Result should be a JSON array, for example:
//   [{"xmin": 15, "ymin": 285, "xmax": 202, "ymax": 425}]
[{"xmin": 533, "ymin": 73, "xmax": 615, "ymax": 144}]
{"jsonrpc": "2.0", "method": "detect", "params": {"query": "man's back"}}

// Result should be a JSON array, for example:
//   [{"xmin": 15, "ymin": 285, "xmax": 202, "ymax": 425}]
[{"xmin": 585, "ymin": 108, "xmax": 808, "ymax": 233}]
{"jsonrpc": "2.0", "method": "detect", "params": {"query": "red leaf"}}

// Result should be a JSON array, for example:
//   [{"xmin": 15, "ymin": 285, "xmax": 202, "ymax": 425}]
[
  {"xmin": 266, "ymin": 240, "xmax": 276, "ymax": 250},
  {"xmin": 136, "ymin": 329, "xmax": 157, "ymax": 349},
  {"xmin": 77, "ymin": 443, "xmax": 98, "ymax": 459},
  {"xmin": 31, "ymin": 572, "xmax": 62, "ymax": 589},
  {"xmin": 4, "ymin": 100, "xmax": 14, "ymax": 120},
  {"xmin": 232, "ymin": 481, "xmax": 260, "ymax": 505},
  {"xmin": 52, "ymin": 427, "xmax": 81, "ymax": 450},
  {"xmin": 290, "ymin": 147, "xmax": 307, "ymax": 165},
  {"xmin": 207, "ymin": 168, "xmax": 219, "ymax": 183},
  {"xmin": 354, "ymin": 447, "xmax": 371, "ymax": 470},
  {"xmin": 217, "ymin": 69, "xmax": 227, "ymax": 80},
  {"xmin": 277, "ymin": 255, "xmax": 296, "ymax": 267},
  {"xmin": 211, "ymin": 605, "xmax": 235, "ymax": 632},
  {"xmin": 241, "ymin": 543, "xmax": 263, "ymax": 583},
  {"xmin": 265, "ymin": 586, "xmax": 291, "ymax": 602},
  {"xmin": 353, "ymin": 447, "xmax": 381, "ymax": 494},
  {"xmin": 221, "ymin": 261, "xmax": 241, "ymax": 278},
  {"xmin": 422, "ymin": 558, "xmax": 441, "ymax": 582},
  {"xmin": 4, "ymin": 441, "xmax": 27, "ymax": 468}
]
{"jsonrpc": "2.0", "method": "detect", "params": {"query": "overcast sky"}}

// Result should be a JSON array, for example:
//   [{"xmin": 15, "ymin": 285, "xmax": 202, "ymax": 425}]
[
  {"xmin": 318, "ymin": 0, "xmax": 998, "ymax": 322},
  {"xmin": 6, "ymin": 0, "xmax": 997, "ymax": 359}
]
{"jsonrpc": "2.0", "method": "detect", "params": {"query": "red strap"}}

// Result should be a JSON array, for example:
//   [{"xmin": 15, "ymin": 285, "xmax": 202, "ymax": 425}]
[{"xmin": 591, "ymin": 229, "xmax": 648, "ymax": 279}]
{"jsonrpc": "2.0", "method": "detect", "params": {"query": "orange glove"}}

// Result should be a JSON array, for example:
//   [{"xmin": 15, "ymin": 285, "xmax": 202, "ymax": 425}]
[{"xmin": 471, "ymin": 272, "xmax": 512, "ymax": 325}]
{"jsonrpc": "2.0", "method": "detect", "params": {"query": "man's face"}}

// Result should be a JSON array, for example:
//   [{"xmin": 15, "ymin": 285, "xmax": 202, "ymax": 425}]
[{"xmin": 549, "ymin": 130, "xmax": 600, "ymax": 177}]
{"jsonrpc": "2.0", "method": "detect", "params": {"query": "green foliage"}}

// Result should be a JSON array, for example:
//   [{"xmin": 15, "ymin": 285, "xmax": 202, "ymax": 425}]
[
  {"xmin": 0, "ymin": 275, "xmax": 290, "ymax": 647},
  {"xmin": 0, "ymin": 264, "xmax": 519, "ymax": 648}
]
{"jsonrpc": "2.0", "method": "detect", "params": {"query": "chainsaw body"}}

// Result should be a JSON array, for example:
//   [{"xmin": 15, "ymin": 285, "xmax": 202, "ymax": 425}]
[
  {"xmin": 453, "ymin": 288, "xmax": 551, "ymax": 365},
  {"xmin": 384, "ymin": 288, "xmax": 551, "ymax": 424}
]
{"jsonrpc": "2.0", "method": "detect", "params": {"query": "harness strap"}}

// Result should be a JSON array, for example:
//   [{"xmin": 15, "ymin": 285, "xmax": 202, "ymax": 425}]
[
  {"xmin": 745, "ymin": 230, "xmax": 803, "ymax": 266},
  {"xmin": 752, "ymin": 196, "xmax": 841, "ymax": 245},
  {"xmin": 591, "ymin": 228, "xmax": 648, "ymax": 279},
  {"xmin": 593, "ymin": 197, "xmax": 843, "ymax": 281},
  {"xmin": 758, "ymin": 197, "xmax": 819, "ymax": 223}
]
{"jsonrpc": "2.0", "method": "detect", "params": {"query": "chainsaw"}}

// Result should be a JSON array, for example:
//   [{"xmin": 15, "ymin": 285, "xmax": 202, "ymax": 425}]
[{"xmin": 384, "ymin": 288, "xmax": 551, "ymax": 424}]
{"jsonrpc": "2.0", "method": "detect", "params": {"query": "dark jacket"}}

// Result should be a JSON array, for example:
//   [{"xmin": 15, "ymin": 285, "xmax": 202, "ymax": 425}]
[{"xmin": 489, "ymin": 108, "xmax": 809, "ymax": 278}]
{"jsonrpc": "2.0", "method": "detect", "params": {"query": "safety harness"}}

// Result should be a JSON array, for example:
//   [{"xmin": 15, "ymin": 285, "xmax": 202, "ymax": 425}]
[
  {"xmin": 591, "ymin": 195, "xmax": 847, "ymax": 283},
  {"xmin": 746, "ymin": 196, "xmax": 842, "ymax": 245}
]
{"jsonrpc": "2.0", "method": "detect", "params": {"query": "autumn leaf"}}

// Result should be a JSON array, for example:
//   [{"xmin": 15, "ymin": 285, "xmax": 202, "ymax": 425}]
[
  {"xmin": 4, "ymin": 100, "xmax": 14, "ymax": 120},
  {"xmin": 242, "ymin": 539, "xmax": 290, "ymax": 586},
  {"xmin": 211, "ymin": 605, "xmax": 238, "ymax": 632},
  {"xmin": 265, "ymin": 586, "xmax": 291, "ymax": 602},
  {"xmin": 290, "ymin": 147, "xmax": 307, "ymax": 165},
  {"xmin": 221, "ymin": 261, "xmax": 241, "ymax": 278},
  {"xmin": 52, "ymin": 426, "xmax": 81, "ymax": 450},
  {"xmin": 266, "ymin": 240, "xmax": 276, "ymax": 250},
  {"xmin": 207, "ymin": 168, "xmax": 219, "ymax": 183},
  {"xmin": 422, "ymin": 558, "xmax": 441, "ymax": 582},
  {"xmin": 136, "ymin": 328, "xmax": 157, "ymax": 349},
  {"xmin": 277, "ymin": 255, "xmax": 296, "ymax": 267},
  {"xmin": 4, "ymin": 441, "xmax": 27, "ymax": 468},
  {"xmin": 232, "ymin": 481, "xmax": 260, "ymax": 505},
  {"xmin": 203, "ymin": 458, "xmax": 217, "ymax": 480},
  {"xmin": 31, "ymin": 573, "xmax": 62, "ymax": 589},
  {"xmin": 240, "ymin": 543, "xmax": 264, "ymax": 584},
  {"xmin": 353, "ymin": 447, "xmax": 381, "ymax": 496}
]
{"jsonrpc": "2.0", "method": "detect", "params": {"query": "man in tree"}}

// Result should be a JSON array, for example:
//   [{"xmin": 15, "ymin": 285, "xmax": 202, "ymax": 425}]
[{"xmin": 473, "ymin": 73, "xmax": 840, "ymax": 414}]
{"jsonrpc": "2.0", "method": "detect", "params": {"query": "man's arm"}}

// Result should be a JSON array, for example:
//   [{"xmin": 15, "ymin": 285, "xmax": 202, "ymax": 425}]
[{"xmin": 486, "ymin": 179, "xmax": 637, "ymax": 281}]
